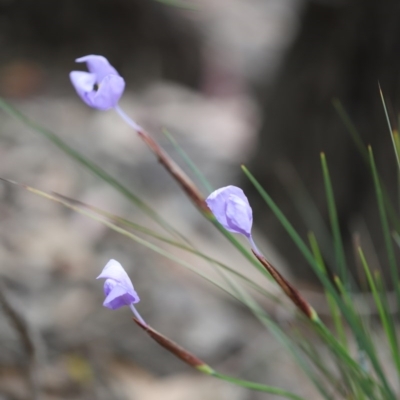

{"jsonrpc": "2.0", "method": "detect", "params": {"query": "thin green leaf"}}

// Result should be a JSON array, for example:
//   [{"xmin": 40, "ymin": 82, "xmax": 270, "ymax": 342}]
[
  {"xmin": 212, "ymin": 372, "xmax": 305, "ymax": 400},
  {"xmin": 295, "ymin": 335, "xmax": 349, "ymax": 398},
  {"xmin": 308, "ymin": 232, "xmax": 347, "ymax": 347},
  {"xmin": 332, "ymin": 99, "xmax": 369, "ymax": 162},
  {"xmin": 320, "ymin": 153, "xmax": 348, "ymax": 284},
  {"xmin": 242, "ymin": 165, "xmax": 396, "ymax": 399},
  {"xmin": 358, "ymin": 247, "xmax": 400, "ymax": 377},
  {"xmin": 153, "ymin": 0, "xmax": 199, "ymax": 10},
  {"xmin": 0, "ymin": 98, "xmax": 185, "ymax": 242},
  {"xmin": 368, "ymin": 146, "xmax": 400, "ymax": 311},
  {"xmin": 205, "ymin": 264, "xmax": 326, "ymax": 399},
  {"xmin": 278, "ymin": 163, "xmax": 335, "ymax": 269},
  {"xmin": 333, "ymin": 99, "xmax": 400, "ymax": 232},
  {"xmin": 379, "ymin": 85, "xmax": 400, "ymax": 171}
]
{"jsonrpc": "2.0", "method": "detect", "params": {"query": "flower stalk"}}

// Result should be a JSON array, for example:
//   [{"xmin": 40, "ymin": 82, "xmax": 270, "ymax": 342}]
[
  {"xmin": 133, "ymin": 318, "xmax": 305, "ymax": 400},
  {"xmin": 114, "ymin": 105, "xmax": 208, "ymax": 212},
  {"xmin": 252, "ymin": 250, "xmax": 317, "ymax": 321}
]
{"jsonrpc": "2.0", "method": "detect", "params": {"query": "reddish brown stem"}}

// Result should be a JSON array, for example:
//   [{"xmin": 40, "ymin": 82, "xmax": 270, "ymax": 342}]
[
  {"xmin": 137, "ymin": 128, "xmax": 209, "ymax": 212},
  {"xmin": 252, "ymin": 250, "xmax": 316, "ymax": 320},
  {"xmin": 133, "ymin": 318, "xmax": 213, "ymax": 372}
]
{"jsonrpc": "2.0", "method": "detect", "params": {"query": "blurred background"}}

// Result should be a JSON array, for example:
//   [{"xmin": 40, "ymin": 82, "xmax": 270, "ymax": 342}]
[{"xmin": 0, "ymin": 0, "xmax": 399, "ymax": 399}]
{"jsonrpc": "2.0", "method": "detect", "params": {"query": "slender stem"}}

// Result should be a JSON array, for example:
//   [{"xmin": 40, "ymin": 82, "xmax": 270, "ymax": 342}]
[
  {"xmin": 115, "ymin": 104, "xmax": 142, "ymax": 132},
  {"xmin": 129, "ymin": 303, "xmax": 146, "ymax": 325},
  {"xmin": 248, "ymin": 235, "xmax": 262, "ymax": 257},
  {"xmin": 212, "ymin": 372, "xmax": 305, "ymax": 400}
]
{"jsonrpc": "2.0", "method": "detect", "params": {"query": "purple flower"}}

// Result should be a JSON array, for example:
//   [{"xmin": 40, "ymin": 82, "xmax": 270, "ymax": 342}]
[
  {"xmin": 70, "ymin": 55, "xmax": 125, "ymax": 110},
  {"xmin": 97, "ymin": 259, "xmax": 140, "ymax": 310},
  {"xmin": 206, "ymin": 186, "xmax": 253, "ymax": 238}
]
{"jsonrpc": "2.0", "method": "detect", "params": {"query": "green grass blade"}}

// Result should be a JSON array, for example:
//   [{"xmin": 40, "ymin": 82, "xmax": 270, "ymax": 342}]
[
  {"xmin": 0, "ymin": 98, "xmax": 186, "ymax": 242},
  {"xmin": 358, "ymin": 247, "xmax": 400, "ymax": 377},
  {"xmin": 212, "ymin": 373, "xmax": 305, "ymax": 399},
  {"xmin": 394, "ymin": 130, "xmax": 400, "ymax": 173},
  {"xmin": 162, "ymin": 128, "xmax": 213, "ymax": 194},
  {"xmin": 332, "ymin": 99, "xmax": 369, "ymax": 162},
  {"xmin": 242, "ymin": 165, "xmax": 397, "ymax": 399},
  {"xmin": 333, "ymin": 275, "xmax": 394, "ymax": 398},
  {"xmin": 153, "ymin": 0, "xmax": 199, "ymax": 10},
  {"xmin": 368, "ymin": 146, "xmax": 400, "ymax": 310},
  {"xmin": 333, "ymin": 99, "xmax": 400, "ymax": 232},
  {"xmin": 278, "ymin": 164, "xmax": 335, "ymax": 268},
  {"xmin": 308, "ymin": 232, "xmax": 347, "ymax": 347},
  {"xmin": 379, "ymin": 85, "xmax": 400, "ymax": 171},
  {"xmin": 205, "ymin": 265, "xmax": 326, "ymax": 399},
  {"xmin": 392, "ymin": 231, "xmax": 400, "ymax": 252},
  {"xmin": 313, "ymin": 316, "xmax": 380, "ymax": 398},
  {"xmin": 241, "ymin": 165, "xmax": 317, "ymax": 268},
  {"xmin": 253, "ymin": 312, "xmax": 335, "ymax": 399},
  {"xmin": 295, "ymin": 335, "xmax": 352, "ymax": 398},
  {"xmin": 320, "ymin": 153, "xmax": 348, "ymax": 284}
]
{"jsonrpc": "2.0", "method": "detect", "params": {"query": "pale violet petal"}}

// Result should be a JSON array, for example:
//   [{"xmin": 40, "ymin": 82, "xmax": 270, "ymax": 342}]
[
  {"xmin": 225, "ymin": 194, "xmax": 253, "ymax": 237},
  {"xmin": 69, "ymin": 71, "xmax": 97, "ymax": 107},
  {"xmin": 97, "ymin": 259, "xmax": 134, "ymax": 290},
  {"xmin": 206, "ymin": 186, "xmax": 252, "ymax": 236},
  {"xmin": 103, "ymin": 284, "xmax": 138, "ymax": 310},
  {"xmin": 76, "ymin": 55, "xmax": 120, "ymax": 82},
  {"xmin": 85, "ymin": 74, "xmax": 125, "ymax": 110}
]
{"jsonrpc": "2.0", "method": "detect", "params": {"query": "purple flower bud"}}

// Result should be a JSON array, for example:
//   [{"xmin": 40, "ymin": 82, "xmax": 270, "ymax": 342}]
[
  {"xmin": 206, "ymin": 185, "xmax": 253, "ymax": 238},
  {"xmin": 97, "ymin": 259, "xmax": 140, "ymax": 310},
  {"xmin": 70, "ymin": 55, "xmax": 125, "ymax": 110}
]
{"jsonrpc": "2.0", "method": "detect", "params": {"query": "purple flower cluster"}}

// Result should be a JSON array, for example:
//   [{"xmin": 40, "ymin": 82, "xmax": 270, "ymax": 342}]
[{"xmin": 69, "ymin": 56, "xmax": 259, "ymax": 312}]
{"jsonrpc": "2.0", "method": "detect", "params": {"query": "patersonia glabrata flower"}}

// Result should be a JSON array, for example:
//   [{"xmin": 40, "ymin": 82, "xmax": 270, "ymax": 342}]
[
  {"xmin": 97, "ymin": 259, "xmax": 139, "ymax": 310},
  {"xmin": 206, "ymin": 186, "xmax": 253, "ymax": 238},
  {"xmin": 70, "ymin": 55, "xmax": 125, "ymax": 110},
  {"xmin": 97, "ymin": 259, "xmax": 146, "ymax": 324}
]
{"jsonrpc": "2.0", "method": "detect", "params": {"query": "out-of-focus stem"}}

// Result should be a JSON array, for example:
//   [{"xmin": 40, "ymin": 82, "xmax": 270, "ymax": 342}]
[{"xmin": 115, "ymin": 105, "xmax": 208, "ymax": 212}]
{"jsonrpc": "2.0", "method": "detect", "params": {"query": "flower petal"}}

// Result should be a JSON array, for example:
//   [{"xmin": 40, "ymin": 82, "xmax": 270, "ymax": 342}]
[
  {"xmin": 103, "ymin": 283, "xmax": 138, "ymax": 310},
  {"xmin": 103, "ymin": 278, "xmax": 117, "ymax": 297},
  {"xmin": 85, "ymin": 74, "xmax": 125, "ymax": 110},
  {"xmin": 97, "ymin": 259, "xmax": 134, "ymax": 290},
  {"xmin": 206, "ymin": 186, "xmax": 252, "ymax": 236},
  {"xmin": 69, "ymin": 71, "xmax": 97, "ymax": 106},
  {"xmin": 76, "ymin": 55, "xmax": 120, "ymax": 82},
  {"xmin": 225, "ymin": 194, "xmax": 253, "ymax": 237}
]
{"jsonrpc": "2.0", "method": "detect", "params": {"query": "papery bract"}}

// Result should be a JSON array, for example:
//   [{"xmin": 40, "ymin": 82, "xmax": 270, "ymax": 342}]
[
  {"xmin": 206, "ymin": 185, "xmax": 253, "ymax": 237},
  {"xmin": 97, "ymin": 259, "xmax": 140, "ymax": 310},
  {"xmin": 70, "ymin": 55, "xmax": 125, "ymax": 110}
]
